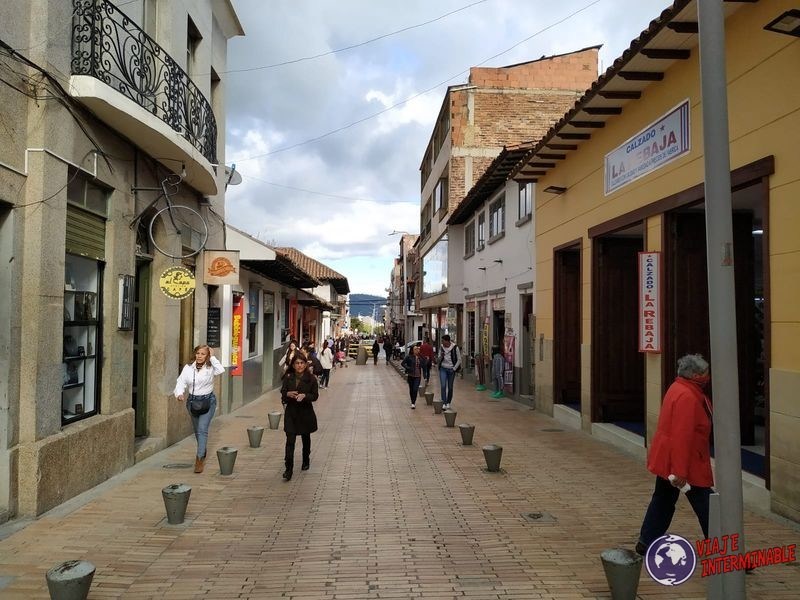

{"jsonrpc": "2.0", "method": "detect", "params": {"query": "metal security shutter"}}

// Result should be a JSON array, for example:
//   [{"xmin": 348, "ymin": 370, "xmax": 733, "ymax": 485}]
[{"xmin": 66, "ymin": 205, "xmax": 105, "ymax": 260}]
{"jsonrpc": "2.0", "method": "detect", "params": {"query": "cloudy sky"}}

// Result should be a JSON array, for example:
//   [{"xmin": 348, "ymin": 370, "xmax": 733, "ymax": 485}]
[{"xmin": 223, "ymin": 0, "xmax": 668, "ymax": 295}]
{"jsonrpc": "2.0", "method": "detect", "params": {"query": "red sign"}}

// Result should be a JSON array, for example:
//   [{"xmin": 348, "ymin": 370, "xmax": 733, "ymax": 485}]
[
  {"xmin": 231, "ymin": 295, "xmax": 244, "ymax": 376},
  {"xmin": 638, "ymin": 252, "xmax": 661, "ymax": 353}
]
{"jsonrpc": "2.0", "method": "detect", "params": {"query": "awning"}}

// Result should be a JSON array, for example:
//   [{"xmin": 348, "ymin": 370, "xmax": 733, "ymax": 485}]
[{"xmin": 241, "ymin": 255, "xmax": 320, "ymax": 289}]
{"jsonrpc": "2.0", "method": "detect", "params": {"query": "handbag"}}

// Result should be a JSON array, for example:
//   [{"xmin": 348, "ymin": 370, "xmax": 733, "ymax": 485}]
[
  {"xmin": 188, "ymin": 394, "xmax": 211, "ymax": 416},
  {"xmin": 187, "ymin": 368, "xmax": 211, "ymax": 416}
]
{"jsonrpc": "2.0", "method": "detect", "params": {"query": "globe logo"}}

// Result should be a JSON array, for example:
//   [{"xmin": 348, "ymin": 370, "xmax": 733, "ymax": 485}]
[{"xmin": 645, "ymin": 534, "xmax": 697, "ymax": 586}]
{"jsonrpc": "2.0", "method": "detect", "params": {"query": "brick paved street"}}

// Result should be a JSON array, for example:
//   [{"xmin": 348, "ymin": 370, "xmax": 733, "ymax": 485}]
[{"xmin": 0, "ymin": 364, "xmax": 797, "ymax": 599}]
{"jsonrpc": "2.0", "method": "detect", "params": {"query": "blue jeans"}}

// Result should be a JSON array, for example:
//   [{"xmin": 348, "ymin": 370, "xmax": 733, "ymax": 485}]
[
  {"xmin": 493, "ymin": 374, "xmax": 504, "ymax": 393},
  {"xmin": 422, "ymin": 361, "xmax": 431, "ymax": 382},
  {"xmin": 439, "ymin": 367, "xmax": 456, "ymax": 405},
  {"xmin": 638, "ymin": 475, "xmax": 711, "ymax": 548},
  {"xmin": 186, "ymin": 394, "xmax": 216, "ymax": 458},
  {"xmin": 407, "ymin": 376, "xmax": 421, "ymax": 405}
]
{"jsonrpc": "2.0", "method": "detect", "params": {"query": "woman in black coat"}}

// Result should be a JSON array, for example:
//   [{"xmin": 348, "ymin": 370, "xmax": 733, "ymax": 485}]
[{"xmin": 280, "ymin": 353, "xmax": 319, "ymax": 481}]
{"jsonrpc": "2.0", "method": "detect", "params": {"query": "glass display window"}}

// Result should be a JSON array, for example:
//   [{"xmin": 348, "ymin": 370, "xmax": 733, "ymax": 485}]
[{"xmin": 62, "ymin": 253, "xmax": 103, "ymax": 423}]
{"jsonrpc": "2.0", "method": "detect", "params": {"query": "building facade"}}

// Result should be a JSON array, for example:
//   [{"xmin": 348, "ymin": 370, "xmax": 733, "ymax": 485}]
[
  {"xmin": 0, "ymin": 0, "xmax": 243, "ymax": 518},
  {"xmin": 513, "ymin": 0, "xmax": 800, "ymax": 521},
  {"xmin": 448, "ymin": 144, "xmax": 536, "ymax": 398},
  {"xmin": 418, "ymin": 48, "xmax": 600, "ymax": 351}
]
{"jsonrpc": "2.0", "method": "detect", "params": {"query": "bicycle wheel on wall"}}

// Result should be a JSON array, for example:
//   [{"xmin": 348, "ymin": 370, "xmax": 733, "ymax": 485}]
[{"xmin": 148, "ymin": 204, "xmax": 209, "ymax": 260}]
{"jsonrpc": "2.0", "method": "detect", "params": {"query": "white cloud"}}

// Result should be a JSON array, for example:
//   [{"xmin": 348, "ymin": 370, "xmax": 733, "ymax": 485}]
[{"xmin": 224, "ymin": 0, "xmax": 669, "ymax": 293}]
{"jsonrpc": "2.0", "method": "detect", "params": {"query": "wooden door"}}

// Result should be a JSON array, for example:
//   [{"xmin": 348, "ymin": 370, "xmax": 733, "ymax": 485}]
[
  {"xmin": 665, "ymin": 211, "xmax": 756, "ymax": 443},
  {"xmin": 554, "ymin": 249, "xmax": 581, "ymax": 407},
  {"xmin": 592, "ymin": 237, "xmax": 644, "ymax": 422}
]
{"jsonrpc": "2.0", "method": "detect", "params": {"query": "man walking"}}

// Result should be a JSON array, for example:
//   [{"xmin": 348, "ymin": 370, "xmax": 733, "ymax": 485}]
[
  {"xmin": 438, "ymin": 334, "xmax": 461, "ymax": 409},
  {"xmin": 419, "ymin": 337, "xmax": 435, "ymax": 385}
]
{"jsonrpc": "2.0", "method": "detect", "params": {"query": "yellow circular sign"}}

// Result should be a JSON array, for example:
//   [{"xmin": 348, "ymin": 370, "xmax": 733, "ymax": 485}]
[{"xmin": 159, "ymin": 266, "xmax": 196, "ymax": 299}]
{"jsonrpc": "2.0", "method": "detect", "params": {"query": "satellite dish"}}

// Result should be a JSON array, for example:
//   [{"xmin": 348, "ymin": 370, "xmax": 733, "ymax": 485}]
[{"xmin": 224, "ymin": 164, "xmax": 243, "ymax": 187}]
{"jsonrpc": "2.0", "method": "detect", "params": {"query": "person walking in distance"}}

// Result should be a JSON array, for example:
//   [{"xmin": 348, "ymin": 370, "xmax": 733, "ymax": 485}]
[
  {"xmin": 419, "ymin": 337, "xmax": 435, "ymax": 385},
  {"xmin": 401, "ymin": 344, "xmax": 424, "ymax": 409},
  {"xmin": 491, "ymin": 346, "xmax": 505, "ymax": 398},
  {"xmin": 372, "ymin": 339, "xmax": 380, "ymax": 365},
  {"xmin": 319, "ymin": 340, "xmax": 334, "ymax": 388},
  {"xmin": 437, "ymin": 334, "xmax": 461, "ymax": 409},
  {"xmin": 280, "ymin": 354, "xmax": 319, "ymax": 481},
  {"xmin": 635, "ymin": 354, "xmax": 714, "ymax": 555},
  {"xmin": 173, "ymin": 344, "xmax": 225, "ymax": 473}
]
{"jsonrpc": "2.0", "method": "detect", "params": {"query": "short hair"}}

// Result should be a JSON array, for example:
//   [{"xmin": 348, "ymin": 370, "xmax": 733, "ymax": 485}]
[
  {"xmin": 441, "ymin": 334, "xmax": 451, "ymax": 342},
  {"xmin": 677, "ymin": 354, "xmax": 709, "ymax": 378}
]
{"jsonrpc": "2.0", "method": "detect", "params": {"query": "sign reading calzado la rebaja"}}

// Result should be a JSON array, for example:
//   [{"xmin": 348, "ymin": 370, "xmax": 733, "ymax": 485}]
[{"xmin": 605, "ymin": 99, "xmax": 690, "ymax": 195}]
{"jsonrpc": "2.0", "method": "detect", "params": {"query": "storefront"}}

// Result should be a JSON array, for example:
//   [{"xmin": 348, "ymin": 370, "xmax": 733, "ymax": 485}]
[{"xmin": 513, "ymin": 0, "xmax": 800, "ymax": 521}]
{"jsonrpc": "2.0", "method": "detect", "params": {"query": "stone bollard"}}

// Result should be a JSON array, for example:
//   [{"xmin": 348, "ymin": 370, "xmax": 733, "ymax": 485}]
[
  {"xmin": 459, "ymin": 424, "xmax": 475, "ymax": 445},
  {"xmin": 268, "ymin": 411, "xmax": 282, "ymax": 430},
  {"xmin": 443, "ymin": 410, "xmax": 457, "ymax": 428},
  {"xmin": 161, "ymin": 483, "xmax": 191, "ymax": 524},
  {"xmin": 217, "ymin": 447, "xmax": 238, "ymax": 475},
  {"xmin": 432, "ymin": 400, "xmax": 443, "ymax": 414},
  {"xmin": 482, "ymin": 444, "xmax": 503, "ymax": 472},
  {"xmin": 46, "ymin": 560, "xmax": 96, "ymax": 600},
  {"xmin": 600, "ymin": 548, "xmax": 643, "ymax": 600},
  {"xmin": 424, "ymin": 391, "xmax": 434, "ymax": 406},
  {"xmin": 247, "ymin": 426, "xmax": 265, "ymax": 448}
]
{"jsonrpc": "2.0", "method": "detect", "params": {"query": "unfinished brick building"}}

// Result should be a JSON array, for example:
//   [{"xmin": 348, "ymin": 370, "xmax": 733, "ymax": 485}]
[{"xmin": 416, "ymin": 46, "xmax": 600, "ymax": 345}]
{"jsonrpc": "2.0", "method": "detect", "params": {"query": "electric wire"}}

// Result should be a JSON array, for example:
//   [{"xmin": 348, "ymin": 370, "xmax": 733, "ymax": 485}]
[
  {"xmin": 230, "ymin": 0, "xmax": 605, "ymax": 162},
  {"xmin": 220, "ymin": 0, "xmax": 491, "ymax": 74}
]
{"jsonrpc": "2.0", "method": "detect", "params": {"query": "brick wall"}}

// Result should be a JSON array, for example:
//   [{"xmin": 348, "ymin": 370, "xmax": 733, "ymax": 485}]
[{"xmin": 469, "ymin": 47, "xmax": 598, "ymax": 91}]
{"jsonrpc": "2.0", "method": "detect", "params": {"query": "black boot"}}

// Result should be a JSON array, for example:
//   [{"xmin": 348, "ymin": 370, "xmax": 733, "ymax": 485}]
[
  {"xmin": 301, "ymin": 459, "xmax": 310, "ymax": 471},
  {"xmin": 282, "ymin": 469, "xmax": 292, "ymax": 481}
]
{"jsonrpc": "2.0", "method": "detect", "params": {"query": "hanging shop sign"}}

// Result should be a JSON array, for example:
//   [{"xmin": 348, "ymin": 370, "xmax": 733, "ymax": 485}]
[
  {"xmin": 203, "ymin": 250, "xmax": 240, "ymax": 285},
  {"xmin": 638, "ymin": 252, "xmax": 662, "ymax": 353},
  {"xmin": 158, "ymin": 266, "xmax": 195, "ymax": 299},
  {"xmin": 231, "ymin": 295, "xmax": 244, "ymax": 376},
  {"xmin": 605, "ymin": 99, "xmax": 690, "ymax": 195},
  {"xmin": 503, "ymin": 334, "xmax": 515, "ymax": 392}
]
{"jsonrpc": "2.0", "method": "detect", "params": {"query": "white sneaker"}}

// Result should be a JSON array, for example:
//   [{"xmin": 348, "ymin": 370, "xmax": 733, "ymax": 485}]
[
  {"xmin": 443, "ymin": 403, "xmax": 449, "ymax": 409},
  {"xmin": 411, "ymin": 404, "xmax": 416, "ymax": 409}
]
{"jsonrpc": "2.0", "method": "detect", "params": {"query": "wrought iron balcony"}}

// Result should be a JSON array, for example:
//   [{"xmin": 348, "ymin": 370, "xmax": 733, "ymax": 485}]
[{"xmin": 71, "ymin": 0, "xmax": 217, "ymax": 164}]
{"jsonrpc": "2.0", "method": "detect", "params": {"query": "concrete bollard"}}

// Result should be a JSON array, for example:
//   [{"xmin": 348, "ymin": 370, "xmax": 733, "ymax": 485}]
[
  {"xmin": 459, "ymin": 424, "xmax": 475, "ymax": 445},
  {"xmin": 216, "ymin": 447, "xmax": 238, "ymax": 475},
  {"xmin": 482, "ymin": 444, "xmax": 503, "ymax": 472},
  {"xmin": 161, "ymin": 483, "xmax": 191, "ymax": 524},
  {"xmin": 268, "ymin": 411, "xmax": 282, "ymax": 430},
  {"xmin": 424, "ymin": 392, "xmax": 434, "ymax": 406},
  {"xmin": 247, "ymin": 426, "xmax": 265, "ymax": 448},
  {"xmin": 432, "ymin": 400, "xmax": 443, "ymax": 414},
  {"xmin": 46, "ymin": 560, "xmax": 96, "ymax": 600},
  {"xmin": 443, "ymin": 410, "xmax": 457, "ymax": 427},
  {"xmin": 600, "ymin": 548, "xmax": 643, "ymax": 600}
]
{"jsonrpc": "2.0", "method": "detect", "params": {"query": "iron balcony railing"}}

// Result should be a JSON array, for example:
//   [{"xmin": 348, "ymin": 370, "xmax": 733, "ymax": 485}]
[{"xmin": 71, "ymin": 0, "xmax": 217, "ymax": 164}]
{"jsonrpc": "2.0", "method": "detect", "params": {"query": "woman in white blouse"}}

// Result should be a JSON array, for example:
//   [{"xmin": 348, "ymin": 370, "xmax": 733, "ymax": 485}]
[{"xmin": 174, "ymin": 344, "xmax": 225, "ymax": 473}]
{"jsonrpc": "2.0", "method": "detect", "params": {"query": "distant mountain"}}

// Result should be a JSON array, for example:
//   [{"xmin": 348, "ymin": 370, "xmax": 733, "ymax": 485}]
[{"xmin": 348, "ymin": 293, "xmax": 388, "ymax": 317}]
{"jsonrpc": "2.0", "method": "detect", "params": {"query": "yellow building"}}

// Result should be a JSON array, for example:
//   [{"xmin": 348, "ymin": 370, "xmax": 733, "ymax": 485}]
[{"xmin": 512, "ymin": 0, "xmax": 800, "ymax": 521}]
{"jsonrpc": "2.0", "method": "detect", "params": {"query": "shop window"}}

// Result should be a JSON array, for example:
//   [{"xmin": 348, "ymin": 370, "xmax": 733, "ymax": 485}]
[{"xmin": 63, "ymin": 254, "xmax": 102, "ymax": 423}]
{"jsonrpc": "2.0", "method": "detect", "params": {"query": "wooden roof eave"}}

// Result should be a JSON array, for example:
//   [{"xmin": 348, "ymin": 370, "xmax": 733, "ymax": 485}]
[{"xmin": 508, "ymin": 0, "xmax": 715, "ymax": 181}]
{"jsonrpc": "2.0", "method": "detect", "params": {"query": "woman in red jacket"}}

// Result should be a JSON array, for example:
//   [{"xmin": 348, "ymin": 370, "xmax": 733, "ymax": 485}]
[{"xmin": 636, "ymin": 354, "xmax": 713, "ymax": 555}]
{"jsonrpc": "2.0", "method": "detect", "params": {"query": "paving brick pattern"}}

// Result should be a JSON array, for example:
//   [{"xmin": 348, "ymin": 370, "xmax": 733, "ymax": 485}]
[{"xmin": 0, "ymin": 365, "xmax": 797, "ymax": 598}]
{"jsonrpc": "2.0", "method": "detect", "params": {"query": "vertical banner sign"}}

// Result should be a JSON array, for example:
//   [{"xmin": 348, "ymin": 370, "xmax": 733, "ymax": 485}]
[
  {"xmin": 231, "ymin": 296, "xmax": 244, "ymax": 376},
  {"xmin": 638, "ymin": 252, "xmax": 661, "ymax": 352},
  {"xmin": 503, "ymin": 333, "xmax": 515, "ymax": 392}
]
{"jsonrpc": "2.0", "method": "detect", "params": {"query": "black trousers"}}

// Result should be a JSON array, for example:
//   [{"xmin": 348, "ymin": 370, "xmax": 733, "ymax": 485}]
[
  {"xmin": 639, "ymin": 475, "xmax": 711, "ymax": 548},
  {"xmin": 285, "ymin": 432, "xmax": 311, "ymax": 470}
]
